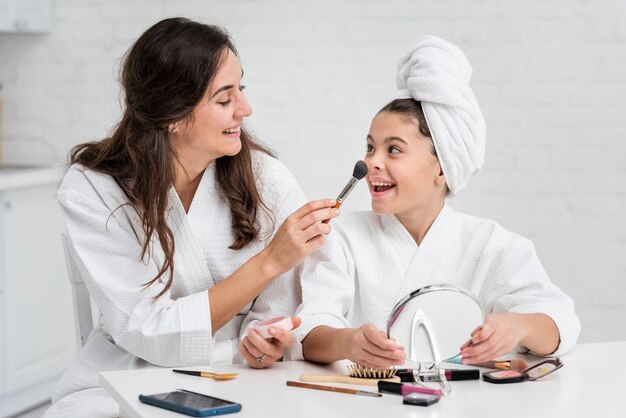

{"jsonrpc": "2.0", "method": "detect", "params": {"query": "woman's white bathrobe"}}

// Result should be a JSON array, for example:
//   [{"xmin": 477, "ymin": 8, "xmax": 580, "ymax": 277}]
[
  {"xmin": 294, "ymin": 206, "xmax": 581, "ymax": 358},
  {"xmin": 44, "ymin": 152, "xmax": 304, "ymax": 417}
]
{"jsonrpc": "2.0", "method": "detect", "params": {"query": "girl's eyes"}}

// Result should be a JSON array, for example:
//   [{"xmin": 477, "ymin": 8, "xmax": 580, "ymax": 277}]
[{"xmin": 366, "ymin": 144, "xmax": 402, "ymax": 154}]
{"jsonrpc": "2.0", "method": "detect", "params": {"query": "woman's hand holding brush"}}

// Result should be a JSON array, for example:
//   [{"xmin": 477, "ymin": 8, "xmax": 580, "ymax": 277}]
[{"xmin": 260, "ymin": 199, "xmax": 339, "ymax": 277}]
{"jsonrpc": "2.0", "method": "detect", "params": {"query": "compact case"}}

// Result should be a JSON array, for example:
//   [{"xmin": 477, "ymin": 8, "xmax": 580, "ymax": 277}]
[{"xmin": 482, "ymin": 358, "xmax": 563, "ymax": 384}]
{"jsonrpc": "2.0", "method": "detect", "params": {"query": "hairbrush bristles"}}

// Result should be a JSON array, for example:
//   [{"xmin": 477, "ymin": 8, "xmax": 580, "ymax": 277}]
[
  {"xmin": 347, "ymin": 364, "xmax": 397, "ymax": 379},
  {"xmin": 352, "ymin": 160, "xmax": 368, "ymax": 180}
]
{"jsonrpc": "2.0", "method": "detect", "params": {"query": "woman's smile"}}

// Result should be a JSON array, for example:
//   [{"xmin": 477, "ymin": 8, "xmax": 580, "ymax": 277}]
[{"xmin": 222, "ymin": 125, "xmax": 241, "ymax": 138}]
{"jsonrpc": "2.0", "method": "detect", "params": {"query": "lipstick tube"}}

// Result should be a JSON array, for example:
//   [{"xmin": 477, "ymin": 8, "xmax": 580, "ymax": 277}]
[{"xmin": 377, "ymin": 381, "xmax": 443, "ymax": 397}]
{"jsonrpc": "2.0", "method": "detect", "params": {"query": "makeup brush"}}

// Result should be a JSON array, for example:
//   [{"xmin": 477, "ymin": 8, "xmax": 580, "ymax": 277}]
[
  {"xmin": 448, "ymin": 357, "xmax": 527, "ymax": 371},
  {"xmin": 322, "ymin": 160, "xmax": 368, "ymax": 224},
  {"xmin": 474, "ymin": 359, "xmax": 528, "ymax": 371}
]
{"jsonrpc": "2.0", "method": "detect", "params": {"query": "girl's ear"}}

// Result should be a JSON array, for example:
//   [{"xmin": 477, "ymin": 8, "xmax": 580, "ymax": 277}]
[{"xmin": 435, "ymin": 164, "xmax": 447, "ymax": 187}]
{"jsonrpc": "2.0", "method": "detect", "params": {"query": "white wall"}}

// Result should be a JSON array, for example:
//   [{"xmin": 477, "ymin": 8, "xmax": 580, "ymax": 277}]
[{"xmin": 1, "ymin": 0, "xmax": 624, "ymax": 343}]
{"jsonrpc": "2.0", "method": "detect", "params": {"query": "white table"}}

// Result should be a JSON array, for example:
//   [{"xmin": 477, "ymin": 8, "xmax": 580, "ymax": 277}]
[{"xmin": 101, "ymin": 341, "xmax": 624, "ymax": 418}]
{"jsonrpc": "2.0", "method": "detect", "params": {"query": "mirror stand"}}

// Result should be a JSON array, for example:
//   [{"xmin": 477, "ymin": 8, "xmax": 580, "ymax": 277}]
[{"xmin": 409, "ymin": 309, "xmax": 452, "ymax": 395}]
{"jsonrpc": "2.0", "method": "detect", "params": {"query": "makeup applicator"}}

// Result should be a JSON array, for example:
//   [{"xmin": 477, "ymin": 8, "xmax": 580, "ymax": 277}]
[{"xmin": 322, "ymin": 160, "xmax": 368, "ymax": 224}]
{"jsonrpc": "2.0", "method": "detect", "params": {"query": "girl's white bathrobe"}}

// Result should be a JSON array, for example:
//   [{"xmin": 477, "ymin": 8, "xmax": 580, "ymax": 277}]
[
  {"xmin": 44, "ymin": 152, "xmax": 304, "ymax": 417},
  {"xmin": 294, "ymin": 205, "xmax": 581, "ymax": 358}
]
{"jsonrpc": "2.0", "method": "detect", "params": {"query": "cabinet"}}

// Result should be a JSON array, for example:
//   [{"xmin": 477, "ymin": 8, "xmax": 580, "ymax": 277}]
[
  {"xmin": 0, "ymin": 170, "xmax": 75, "ymax": 416},
  {"xmin": 0, "ymin": 0, "xmax": 51, "ymax": 33}
]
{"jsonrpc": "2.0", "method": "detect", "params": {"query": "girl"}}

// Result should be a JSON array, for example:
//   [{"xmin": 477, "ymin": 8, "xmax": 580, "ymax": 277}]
[{"xmin": 291, "ymin": 36, "xmax": 580, "ymax": 369}]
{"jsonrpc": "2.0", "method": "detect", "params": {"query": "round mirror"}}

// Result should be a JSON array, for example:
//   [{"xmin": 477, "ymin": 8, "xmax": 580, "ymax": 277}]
[{"xmin": 387, "ymin": 284, "xmax": 484, "ymax": 364}]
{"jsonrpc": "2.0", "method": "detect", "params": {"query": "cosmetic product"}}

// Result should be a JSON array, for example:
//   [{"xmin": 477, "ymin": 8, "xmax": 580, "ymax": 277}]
[
  {"xmin": 322, "ymin": 160, "xmax": 368, "ymax": 224},
  {"xmin": 403, "ymin": 392, "xmax": 441, "ymax": 407},
  {"xmin": 300, "ymin": 373, "xmax": 400, "ymax": 386},
  {"xmin": 172, "ymin": 369, "xmax": 238, "ymax": 380},
  {"xmin": 396, "ymin": 368, "xmax": 480, "ymax": 382},
  {"xmin": 377, "ymin": 381, "xmax": 443, "ymax": 397},
  {"xmin": 447, "ymin": 357, "xmax": 527, "ymax": 371},
  {"xmin": 475, "ymin": 359, "xmax": 527, "ymax": 370},
  {"xmin": 286, "ymin": 381, "xmax": 381, "ymax": 397},
  {"xmin": 253, "ymin": 316, "xmax": 294, "ymax": 339},
  {"xmin": 483, "ymin": 358, "xmax": 563, "ymax": 384}
]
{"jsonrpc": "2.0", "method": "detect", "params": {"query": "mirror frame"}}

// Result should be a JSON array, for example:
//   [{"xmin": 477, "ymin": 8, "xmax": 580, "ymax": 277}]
[{"xmin": 387, "ymin": 284, "xmax": 484, "ymax": 364}]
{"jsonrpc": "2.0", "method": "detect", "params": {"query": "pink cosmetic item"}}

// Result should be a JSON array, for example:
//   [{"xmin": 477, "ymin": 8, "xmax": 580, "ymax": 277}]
[
  {"xmin": 254, "ymin": 316, "xmax": 294, "ymax": 339},
  {"xmin": 377, "ymin": 381, "xmax": 443, "ymax": 397}
]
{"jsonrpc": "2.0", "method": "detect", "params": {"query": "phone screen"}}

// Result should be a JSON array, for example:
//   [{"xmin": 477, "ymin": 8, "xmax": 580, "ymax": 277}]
[{"xmin": 139, "ymin": 389, "xmax": 241, "ymax": 416}]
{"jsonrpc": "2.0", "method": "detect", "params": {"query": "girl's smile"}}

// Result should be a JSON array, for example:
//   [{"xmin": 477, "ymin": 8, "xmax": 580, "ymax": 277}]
[{"xmin": 369, "ymin": 175, "xmax": 397, "ymax": 197}]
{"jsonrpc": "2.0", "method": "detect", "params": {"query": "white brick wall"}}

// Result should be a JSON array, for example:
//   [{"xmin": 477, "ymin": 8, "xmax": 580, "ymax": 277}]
[{"xmin": 1, "ymin": 0, "xmax": 624, "ymax": 343}]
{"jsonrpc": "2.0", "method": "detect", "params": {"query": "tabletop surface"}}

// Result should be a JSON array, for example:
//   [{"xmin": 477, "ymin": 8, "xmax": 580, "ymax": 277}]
[{"xmin": 100, "ymin": 341, "xmax": 625, "ymax": 418}]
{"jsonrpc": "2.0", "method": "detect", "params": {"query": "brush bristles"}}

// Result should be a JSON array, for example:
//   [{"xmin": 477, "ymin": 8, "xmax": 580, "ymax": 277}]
[
  {"xmin": 347, "ymin": 364, "xmax": 397, "ymax": 379},
  {"xmin": 352, "ymin": 160, "xmax": 368, "ymax": 180}
]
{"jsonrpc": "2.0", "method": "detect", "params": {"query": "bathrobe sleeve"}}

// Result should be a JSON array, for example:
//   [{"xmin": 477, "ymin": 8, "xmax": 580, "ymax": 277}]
[
  {"xmin": 57, "ymin": 167, "xmax": 213, "ymax": 367},
  {"xmin": 473, "ymin": 232, "xmax": 581, "ymax": 356},
  {"xmin": 289, "ymin": 221, "xmax": 356, "ymax": 360},
  {"xmin": 237, "ymin": 156, "xmax": 307, "ymax": 359}
]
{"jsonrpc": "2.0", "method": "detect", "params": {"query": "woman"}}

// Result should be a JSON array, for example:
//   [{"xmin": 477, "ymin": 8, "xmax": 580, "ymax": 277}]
[
  {"xmin": 44, "ymin": 17, "xmax": 336, "ymax": 416},
  {"xmin": 291, "ymin": 36, "xmax": 580, "ymax": 368}
]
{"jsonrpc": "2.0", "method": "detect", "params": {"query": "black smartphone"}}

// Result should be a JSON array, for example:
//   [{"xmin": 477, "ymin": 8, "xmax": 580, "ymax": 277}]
[
  {"xmin": 402, "ymin": 392, "xmax": 440, "ymax": 406},
  {"xmin": 138, "ymin": 389, "xmax": 241, "ymax": 416}
]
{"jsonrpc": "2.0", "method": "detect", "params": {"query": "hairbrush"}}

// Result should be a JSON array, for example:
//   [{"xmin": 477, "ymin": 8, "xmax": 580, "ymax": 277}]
[{"xmin": 300, "ymin": 364, "xmax": 399, "ymax": 386}]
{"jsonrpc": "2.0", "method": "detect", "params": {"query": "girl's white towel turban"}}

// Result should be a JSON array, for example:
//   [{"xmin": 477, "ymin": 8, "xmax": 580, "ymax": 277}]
[{"xmin": 396, "ymin": 35, "xmax": 486, "ymax": 195}]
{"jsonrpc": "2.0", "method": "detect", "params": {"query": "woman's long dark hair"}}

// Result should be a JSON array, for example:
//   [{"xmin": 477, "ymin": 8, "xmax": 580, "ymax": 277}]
[{"xmin": 70, "ymin": 17, "xmax": 272, "ymax": 299}]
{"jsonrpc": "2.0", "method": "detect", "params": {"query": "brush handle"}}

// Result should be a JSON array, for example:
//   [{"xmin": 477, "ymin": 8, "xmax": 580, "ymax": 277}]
[
  {"xmin": 300, "ymin": 373, "xmax": 399, "ymax": 386},
  {"xmin": 321, "ymin": 201, "xmax": 342, "ymax": 224},
  {"xmin": 286, "ymin": 381, "xmax": 381, "ymax": 397}
]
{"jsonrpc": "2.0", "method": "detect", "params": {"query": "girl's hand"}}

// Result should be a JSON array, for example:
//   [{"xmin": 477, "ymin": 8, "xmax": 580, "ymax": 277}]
[
  {"xmin": 261, "ymin": 200, "xmax": 338, "ymax": 277},
  {"xmin": 239, "ymin": 316, "xmax": 302, "ymax": 369},
  {"xmin": 340, "ymin": 323, "xmax": 406, "ymax": 369},
  {"xmin": 459, "ymin": 313, "xmax": 526, "ymax": 364}
]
